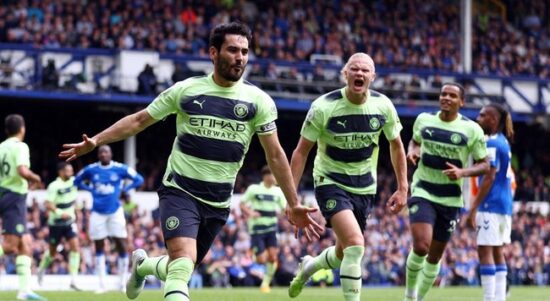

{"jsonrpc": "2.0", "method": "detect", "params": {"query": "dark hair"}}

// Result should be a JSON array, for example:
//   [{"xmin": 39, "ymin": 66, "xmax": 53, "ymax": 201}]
[
  {"xmin": 4, "ymin": 114, "xmax": 25, "ymax": 136},
  {"xmin": 486, "ymin": 103, "xmax": 514, "ymax": 142},
  {"xmin": 57, "ymin": 161, "xmax": 70, "ymax": 172},
  {"xmin": 261, "ymin": 165, "xmax": 272, "ymax": 176},
  {"xmin": 209, "ymin": 21, "xmax": 252, "ymax": 52},
  {"xmin": 441, "ymin": 82, "xmax": 465, "ymax": 99}
]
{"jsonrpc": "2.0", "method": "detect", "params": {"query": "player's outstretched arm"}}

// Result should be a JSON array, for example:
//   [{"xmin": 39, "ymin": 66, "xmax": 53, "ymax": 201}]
[
  {"xmin": 59, "ymin": 109, "xmax": 157, "ymax": 161},
  {"xmin": 387, "ymin": 137, "xmax": 408, "ymax": 214},
  {"xmin": 259, "ymin": 132, "xmax": 323, "ymax": 241}
]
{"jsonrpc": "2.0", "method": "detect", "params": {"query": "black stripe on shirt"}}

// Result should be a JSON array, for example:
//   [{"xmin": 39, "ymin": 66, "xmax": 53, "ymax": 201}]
[
  {"xmin": 327, "ymin": 114, "xmax": 386, "ymax": 134},
  {"xmin": 327, "ymin": 172, "xmax": 374, "ymax": 188},
  {"xmin": 180, "ymin": 94, "xmax": 256, "ymax": 121},
  {"xmin": 421, "ymin": 127, "xmax": 468, "ymax": 146},
  {"xmin": 416, "ymin": 180, "xmax": 462, "ymax": 197},
  {"xmin": 326, "ymin": 144, "xmax": 375, "ymax": 163},
  {"xmin": 421, "ymin": 153, "xmax": 463, "ymax": 170},
  {"xmin": 171, "ymin": 173, "xmax": 233, "ymax": 203},
  {"xmin": 56, "ymin": 200, "xmax": 75, "ymax": 209},
  {"xmin": 254, "ymin": 194, "xmax": 275, "ymax": 201},
  {"xmin": 256, "ymin": 210, "xmax": 277, "ymax": 217},
  {"xmin": 178, "ymin": 134, "xmax": 245, "ymax": 163},
  {"xmin": 252, "ymin": 224, "xmax": 277, "ymax": 232}
]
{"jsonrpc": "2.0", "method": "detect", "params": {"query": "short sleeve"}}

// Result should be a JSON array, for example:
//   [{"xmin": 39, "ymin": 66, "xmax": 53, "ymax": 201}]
[
  {"xmin": 411, "ymin": 114, "xmax": 423, "ymax": 143},
  {"xmin": 486, "ymin": 139, "xmax": 499, "ymax": 168},
  {"xmin": 15, "ymin": 142, "xmax": 30, "ymax": 167},
  {"xmin": 241, "ymin": 185, "xmax": 254, "ymax": 204},
  {"xmin": 382, "ymin": 101, "xmax": 403, "ymax": 141},
  {"xmin": 254, "ymin": 93, "xmax": 278, "ymax": 135},
  {"xmin": 470, "ymin": 125, "xmax": 487, "ymax": 161},
  {"xmin": 46, "ymin": 183, "xmax": 57, "ymax": 202},
  {"xmin": 300, "ymin": 103, "xmax": 323, "ymax": 142},
  {"xmin": 146, "ymin": 84, "xmax": 180, "ymax": 120}
]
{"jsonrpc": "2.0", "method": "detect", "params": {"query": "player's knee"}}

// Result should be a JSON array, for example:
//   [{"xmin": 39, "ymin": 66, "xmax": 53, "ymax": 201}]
[
  {"xmin": 2, "ymin": 241, "xmax": 17, "ymax": 254},
  {"xmin": 413, "ymin": 241, "xmax": 430, "ymax": 256},
  {"xmin": 268, "ymin": 252, "xmax": 278, "ymax": 263},
  {"xmin": 342, "ymin": 233, "xmax": 364, "ymax": 248}
]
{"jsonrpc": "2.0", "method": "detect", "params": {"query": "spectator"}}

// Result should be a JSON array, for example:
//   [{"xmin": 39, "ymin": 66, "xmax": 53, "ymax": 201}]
[
  {"xmin": 41, "ymin": 59, "xmax": 59, "ymax": 90},
  {"xmin": 136, "ymin": 64, "xmax": 157, "ymax": 96}
]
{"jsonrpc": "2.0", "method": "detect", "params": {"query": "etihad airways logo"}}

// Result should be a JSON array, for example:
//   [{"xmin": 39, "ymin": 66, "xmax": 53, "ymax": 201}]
[{"xmin": 189, "ymin": 117, "xmax": 246, "ymax": 132}]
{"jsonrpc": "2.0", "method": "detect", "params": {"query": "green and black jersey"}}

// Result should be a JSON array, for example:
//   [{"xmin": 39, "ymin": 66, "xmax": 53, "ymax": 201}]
[
  {"xmin": 147, "ymin": 74, "xmax": 278, "ymax": 208},
  {"xmin": 301, "ymin": 88, "xmax": 402, "ymax": 195},
  {"xmin": 0, "ymin": 137, "xmax": 31, "ymax": 194},
  {"xmin": 241, "ymin": 182, "xmax": 286, "ymax": 234},
  {"xmin": 411, "ymin": 111, "xmax": 487, "ymax": 207},
  {"xmin": 46, "ymin": 176, "xmax": 78, "ymax": 226}
]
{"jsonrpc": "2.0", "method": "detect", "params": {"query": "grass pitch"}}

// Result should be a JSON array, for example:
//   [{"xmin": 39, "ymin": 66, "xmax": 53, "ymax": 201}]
[{"xmin": 0, "ymin": 286, "xmax": 549, "ymax": 301}]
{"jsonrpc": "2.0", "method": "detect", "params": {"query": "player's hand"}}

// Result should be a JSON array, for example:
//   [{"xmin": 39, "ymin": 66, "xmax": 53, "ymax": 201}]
[
  {"xmin": 59, "ymin": 134, "xmax": 97, "ymax": 162},
  {"xmin": 407, "ymin": 151, "xmax": 420, "ymax": 166},
  {"xmin": 251, "ymin": 210, "xmax": 261, "ymax": 218},
  {"xmin": 287, "ymin": 205, "xmax": 324, "ymax": 242},
  {"xmin": 61, "ymin": 212, "xmax": 71, "ymax": 220},
  {"xmin": 386, "ymin": 190, "xmax": 407, "ymax": 214},
  {"xmin": 466, "ymin": 210, "xmax": 477, "ymax": 229},
  {"xmin": 443, "ymin": 162, "xmax": 463, "ymax": 180}
]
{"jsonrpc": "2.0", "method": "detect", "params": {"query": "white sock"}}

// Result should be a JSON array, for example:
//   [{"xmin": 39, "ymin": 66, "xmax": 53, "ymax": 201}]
[
  {"xmin": 96, "ymin": 254, "xmax": 106, "ymax": 289},
  {"xmin": 118, "ymin": 256, "xmax": 130, "ymax": 286},
  {"xmin": 480, "ymin": 264, "xmax": 496, "ymax": 301},
  {"xmin": 481, "ymin": 275, "xmax": 496, "ymax": 301},
  {"xmin": 495, "ymin": 266, "xmax": 507, "ymax": 301}
]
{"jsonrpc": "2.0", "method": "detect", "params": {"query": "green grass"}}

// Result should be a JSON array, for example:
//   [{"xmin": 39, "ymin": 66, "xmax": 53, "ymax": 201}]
[{"xmin": 1, "ymin": 287, "xmax": 549, "ymax": 301}]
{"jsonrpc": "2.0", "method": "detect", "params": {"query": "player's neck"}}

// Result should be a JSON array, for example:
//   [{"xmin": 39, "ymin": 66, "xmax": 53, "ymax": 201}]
[
  {"xmin": 345, "ymin": 87, "xmax": 367, "ymax": 105},
  {"xmin": 439, "ymin": 111, "xmax": 459, "ymax": 122},
  {"xmin": 10, "ymin": 133, "xmax": 24, "ymax": 141},
  {"xmin": 212, "ymin": 72, "xmax": 238, "ymax": 88}
]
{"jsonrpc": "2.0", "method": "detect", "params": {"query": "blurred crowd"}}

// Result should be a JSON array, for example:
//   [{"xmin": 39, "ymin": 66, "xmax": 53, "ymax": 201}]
[
  {"xmin": 0, "ymin": 165, "xmax": 548, "ymax": 289},
  {"xmin": 0, "ymin": 0, "xmax": 548, "ymax": 78}
]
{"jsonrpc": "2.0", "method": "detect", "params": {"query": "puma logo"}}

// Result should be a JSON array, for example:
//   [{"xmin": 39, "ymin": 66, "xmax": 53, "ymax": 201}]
[
  {"xmin": 193, "ymin": 99, "xmax": 205, "ymax": 109},
  {"xmin": 337, "ymin": 120, "xmax": 347, "ymax": 128},
  {"xmin": 425, "ymin": 129, "xmax": 433, "ymax": 136}
]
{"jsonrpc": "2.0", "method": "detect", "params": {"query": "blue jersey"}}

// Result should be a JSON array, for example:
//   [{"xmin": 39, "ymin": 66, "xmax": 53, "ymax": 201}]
[
  {"xmin": 74, "ymin": 161, "xmax": 144, "ymax": 214},
  {"xmin": 478, "ymin": 133, "xmax": 513, "ymax": 215}
]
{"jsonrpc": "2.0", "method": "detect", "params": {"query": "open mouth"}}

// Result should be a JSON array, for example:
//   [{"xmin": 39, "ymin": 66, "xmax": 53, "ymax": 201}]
[{"xmin": 354, "ymin": 79, "xmax": 364, "ymax": 87}]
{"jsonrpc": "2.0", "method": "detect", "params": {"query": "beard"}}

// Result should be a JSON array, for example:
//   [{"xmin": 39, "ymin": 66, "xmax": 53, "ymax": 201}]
[{"xmin": 215, "ymin": 56, "xmax": 246, "ymax": 82}]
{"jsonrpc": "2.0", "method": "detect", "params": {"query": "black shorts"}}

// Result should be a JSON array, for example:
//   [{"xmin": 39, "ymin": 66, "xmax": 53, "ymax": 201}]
[
  {"xmin": 0, "ymin": 188, "xmax": 27, "ymax": 236},
  {"xmin": 314, "ymin": 184, "xmax": 375, "ymax": 232},
  {"xmin": 251, "ymin": 231, "xmax": 277, "ymax": 255},
  {"xmin": 158, "ymin": 185, "xmax": 230, "ymax": 264},
  {"xmin": 48, "ymin": 224, "xmax": 78, "ymax": 245},
  {"xmin": 408, "ymin": 196, "xmax": 461, "ymax": 242}
]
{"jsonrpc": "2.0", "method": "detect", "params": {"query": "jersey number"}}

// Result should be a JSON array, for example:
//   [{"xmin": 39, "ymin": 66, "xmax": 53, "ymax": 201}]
[
  {"xmin": 447, "ymin": 219, "xmax": 458, "ymax": 233},
  {"xmin": 0, "ymin": 154, "xmax": 10, "ymax": 178}
]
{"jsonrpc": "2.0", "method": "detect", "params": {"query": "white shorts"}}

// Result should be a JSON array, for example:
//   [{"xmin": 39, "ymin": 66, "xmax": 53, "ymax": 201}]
[
  {"xmin": 476, "ymin": 211, "xmax": 511, "ymax": 246},
  {"xmin": 89, "ymin": 207, "xmax": 128, "ymax": 240}
]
